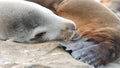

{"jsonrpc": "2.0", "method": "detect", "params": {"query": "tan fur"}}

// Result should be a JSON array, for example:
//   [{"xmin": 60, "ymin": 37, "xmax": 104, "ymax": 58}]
[{"xmin": 57, "ymin": 0, "xmax": 120, "ymax": 38}]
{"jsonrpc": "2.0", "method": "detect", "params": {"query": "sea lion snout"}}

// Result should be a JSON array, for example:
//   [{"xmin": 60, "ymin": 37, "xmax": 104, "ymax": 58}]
[
  {"xmin": 61, "ymin": 20, "xmax": 77, "ymax": 41},
  {"xmin": 64, "ymin": 20, "xmax": 76, "ymax": 31},
  {"xmin": 67, "ymin": 22, "xmax": 76, "ymax": 31}
]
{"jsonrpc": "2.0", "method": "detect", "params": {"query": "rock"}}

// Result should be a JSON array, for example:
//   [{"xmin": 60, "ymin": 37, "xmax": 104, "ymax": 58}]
[
  {"xmin": 1, "ymin": 40, "xmax": 120, "ymax": 68},
  {"xmin": 0, "ymin": 41, "xmax": 93, "ymax": 68}
]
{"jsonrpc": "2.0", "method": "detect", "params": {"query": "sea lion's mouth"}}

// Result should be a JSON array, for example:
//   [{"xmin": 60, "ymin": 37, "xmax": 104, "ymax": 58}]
[
  {"xmin": 58, "ymin": 30, "xmax": 81, "ymax": 42},
  {"xmin": 69, "ymin": 31, "xmax": 81, "ymax": 41},
  {"xmin": 59, "ymin": 31, "xmax": 88, "ymax": 48}
]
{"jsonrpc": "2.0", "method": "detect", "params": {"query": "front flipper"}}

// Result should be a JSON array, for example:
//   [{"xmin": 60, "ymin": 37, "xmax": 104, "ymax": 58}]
[
  {"xmin": 60, "ymin": 34, "xmax": 117, "ymax": 68},
  {"xmin": 60, "ymin": 38, "xmax": 94, "ymax": 51},
  {"xmin": 72, "ymin": 41, "xmax": 116, "ymax": 68}
]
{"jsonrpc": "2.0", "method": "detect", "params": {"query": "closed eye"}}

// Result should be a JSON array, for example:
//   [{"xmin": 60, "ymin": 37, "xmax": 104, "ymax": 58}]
[
  {"xmin": 35, "ymin": 32, "xmax": 46, "ymax": 37},
  {"xmin": 30, "ymin": 32, "xmax": 46, "ymax": 41}
]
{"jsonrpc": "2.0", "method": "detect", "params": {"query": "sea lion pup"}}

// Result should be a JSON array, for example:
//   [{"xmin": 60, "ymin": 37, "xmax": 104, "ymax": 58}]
[
  {"xmin": 100, "ymin": 0, "xmax": 120, "ymax": 17},
  {"xmin": 0, "ymin": 0, "xmax": 76, "ymax": 43},
  {"xmin": 26, "ymin": 0, "xmax": 120, "ymax": 67}
]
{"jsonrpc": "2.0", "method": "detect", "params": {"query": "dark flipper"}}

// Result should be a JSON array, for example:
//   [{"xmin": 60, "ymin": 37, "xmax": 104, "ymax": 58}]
[{"xmin": 60, "ymin": 34, "xmax": 117, "ymax": 68}]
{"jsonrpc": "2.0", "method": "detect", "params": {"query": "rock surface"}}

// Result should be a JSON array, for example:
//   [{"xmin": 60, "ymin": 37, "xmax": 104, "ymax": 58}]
[
  {"xmin": 0, "ymin": 40, "xmax": 120, "ymax": 68},
  {"xmin": 0, "ymin": 41, "xmax": 93, "ymax": 68}
]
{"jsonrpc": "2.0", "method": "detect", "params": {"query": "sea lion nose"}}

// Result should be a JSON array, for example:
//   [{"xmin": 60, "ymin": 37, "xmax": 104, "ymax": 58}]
[
  {"xmin": 66, "ymin": 22, "xmax": 76, "ymax": 30},
  {"xmin": 60, "ymin": 17, "xmax": 76, "ymax": 31},
  {"xmin": 71, "ymin": 24, "xmax": 76, "ymax": 30}
]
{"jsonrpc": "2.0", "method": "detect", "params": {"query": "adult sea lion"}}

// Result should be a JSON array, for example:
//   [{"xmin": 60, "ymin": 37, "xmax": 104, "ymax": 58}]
[{"xmin": 57, "ymin": 0, "xmax": 120, "ymax": 67}]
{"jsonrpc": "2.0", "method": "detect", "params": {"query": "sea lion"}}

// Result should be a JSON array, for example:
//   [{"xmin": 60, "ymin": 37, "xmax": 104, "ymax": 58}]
[
  {"xmin": 0, "ymin": 0, "xmax": 76, "ymax": 43},
  {"xmin": 57, "ymin": 0, "xmax": 120, "ymax": 67},
  {"xmin": 25, "ymin": 0, "xmax": 120, "ymax": 68}
]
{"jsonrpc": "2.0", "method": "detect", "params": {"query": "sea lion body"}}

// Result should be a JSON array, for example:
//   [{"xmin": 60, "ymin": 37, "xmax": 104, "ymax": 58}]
[
  {"xmin": 0, "ymin": 0, "xmax": 75, "ymax": 43},
  {"xmin": 57, "ymin": 0, "xmax": 120, "ymax": 67}
]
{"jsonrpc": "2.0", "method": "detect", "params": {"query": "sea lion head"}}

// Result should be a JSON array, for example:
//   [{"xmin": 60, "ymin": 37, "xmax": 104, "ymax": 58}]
[{"xmin": 0, "ymin": 1, "xmax": 76, "ymax": 43}]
